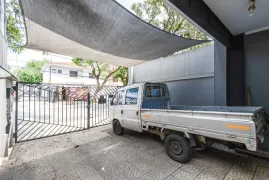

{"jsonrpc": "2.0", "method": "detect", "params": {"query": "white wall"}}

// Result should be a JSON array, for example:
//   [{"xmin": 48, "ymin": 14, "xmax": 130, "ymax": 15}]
[
  {"xmin": 0, "ymin": 79, "xmax": 7, "ymax": 158},
  {"xmin": 0, "ymin": 0, "xmax": 10, "ymax": 159},
  {"xmin": 0, "ymin": 0, "xmax": 7, "ymax": 69}
]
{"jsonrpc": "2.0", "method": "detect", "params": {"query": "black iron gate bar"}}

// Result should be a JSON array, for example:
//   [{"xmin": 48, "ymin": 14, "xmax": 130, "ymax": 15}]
[{"xmin": 15, "ymin": 82, "xmax": 122, "ymax": 143}]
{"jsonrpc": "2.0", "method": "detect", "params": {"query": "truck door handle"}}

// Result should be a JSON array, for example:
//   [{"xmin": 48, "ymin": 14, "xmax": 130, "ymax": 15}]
[
  {"xmin": 136, "ymin": 111, "xmax": 139, "ymax": 116},
  {"xmin": 121, "ymin": 110, "xmax": 123, "ymax": 114}
]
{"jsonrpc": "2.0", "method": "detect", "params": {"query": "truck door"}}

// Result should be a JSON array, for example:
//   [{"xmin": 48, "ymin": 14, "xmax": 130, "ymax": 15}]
[
  {"xmin": 110, "ymin": 90, "xmax": 125, "ymax": 124},
  {"xmin": 122, "ymin": 87, "xmax": 142, "ymax": 132}
]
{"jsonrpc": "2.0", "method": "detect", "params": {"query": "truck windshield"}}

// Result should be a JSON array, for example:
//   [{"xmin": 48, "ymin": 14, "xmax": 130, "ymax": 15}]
[{"xmin": 145, "ymin": 85, "xmax": 166, "ymax": 98}]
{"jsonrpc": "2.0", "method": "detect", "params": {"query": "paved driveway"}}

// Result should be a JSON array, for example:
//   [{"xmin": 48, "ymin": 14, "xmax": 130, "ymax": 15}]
[{"xmin": 1, "ymin": 125, "xmax": 269, "ymax": 180}]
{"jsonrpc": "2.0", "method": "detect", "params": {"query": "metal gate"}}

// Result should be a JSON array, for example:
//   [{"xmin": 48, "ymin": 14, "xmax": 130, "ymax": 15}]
[{"xmin": 15, "ymin": 82, "xmax": 121, "ymax": 143}]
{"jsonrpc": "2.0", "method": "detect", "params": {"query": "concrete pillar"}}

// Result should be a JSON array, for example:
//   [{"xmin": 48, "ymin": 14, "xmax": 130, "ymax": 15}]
[
  {"xmin": 227, "ymin": 34, "xmax": 245, "ymax": 106},
  {"xmin": 0, "ymin": 79, "xmax": 7, "ymax": 157},
  {"xmin": 128, "ymin": 67, "xmax": 134, "ymax": 85},
  {"xmin": 214, "ymin": 40, "xmax": 227, "ymax": 106},
  {"xmin": 0, "ymin": 0, "xmax": 5, "ymax": 35}
]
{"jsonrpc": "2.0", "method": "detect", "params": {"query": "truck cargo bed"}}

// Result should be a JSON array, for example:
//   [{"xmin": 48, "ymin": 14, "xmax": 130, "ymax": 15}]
[
  {"xmin": 171, "ymin": 105, "xmax": 263, "ymax": 114},
  {"xmin": 141, "ymin": 106, "xmax": 264, "ymax": 151}
]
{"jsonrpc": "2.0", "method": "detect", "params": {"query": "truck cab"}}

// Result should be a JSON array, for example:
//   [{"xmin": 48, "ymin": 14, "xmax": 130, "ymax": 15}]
[{"xmin": 110, "ymin": 83, "xmax": 168, "ymax": 132}]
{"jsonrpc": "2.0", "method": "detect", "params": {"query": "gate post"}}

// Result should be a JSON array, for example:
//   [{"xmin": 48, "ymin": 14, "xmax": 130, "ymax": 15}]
[
  {"xmin": 87, "ymin": 86, "xmax": 90, "ymax": 129},
  {"xmin": 15, "ymin": 82, "xmax": 18, "ymax": 143}
]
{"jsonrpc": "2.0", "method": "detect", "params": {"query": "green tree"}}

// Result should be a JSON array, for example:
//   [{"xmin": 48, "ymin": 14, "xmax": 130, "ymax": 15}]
[
  {"xmin": 115, "ymin": 67, "xmax": 128, "ymax": 86},
  {"xmin": 6, "ymin": 0, "xmax": 25, "ymax": 53},
  {"xmin": 15, "ymin": 60, "xmax": 47, "ymax": 82},
  {"xmin": 72, "ymin": 58, "xmax": 121, "ymax": 96},
  {"xmin": 131, "ymin": 0, "xmax": 210, "ymax": 49}
]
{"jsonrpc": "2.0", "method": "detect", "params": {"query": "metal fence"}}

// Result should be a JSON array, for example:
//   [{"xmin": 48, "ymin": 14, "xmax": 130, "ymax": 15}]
[{"xmin": 15, "ymin": 82, "xmax": 121, "ymax": 142}]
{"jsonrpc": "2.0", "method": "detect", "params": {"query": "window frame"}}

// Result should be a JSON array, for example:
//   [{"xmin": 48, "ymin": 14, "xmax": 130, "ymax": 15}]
[
  {"xmin": 125, "ymin": 87, "xmax": 139, "ymax": 105},
  {"xmin": 118, "ymin": 90, "xmax": 125, "ymax": 105},
  {"xmin": 144, "ymin": 85, "xmax": 167, "ymax": 98},
  {"xmin": 89, "ymin": 73, "xmax": 94, "ymax": 78},
  {"xmin": 112, "ymin": 92, "xmax": 118, "ymax": 105},
  {"xmin": 51, "ymin": 69, "xmax": 57, "ymax": 73},
  {"xmin": 69, "ymin": 70, "xmax": 78, "ymax": 77},
  {"xmin": 112, "ymin": 76, "xmax": 118, "ymax": 82},
  {"xmin": 112, "ymin": 90, "xmax": 125, "ymax": 105}
]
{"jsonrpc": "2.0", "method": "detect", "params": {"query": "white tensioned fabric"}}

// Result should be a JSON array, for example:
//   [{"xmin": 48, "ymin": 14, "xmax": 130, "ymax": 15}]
[{"xmin": 20, "ymin": 0, "xmax": 208, "ymax": 66}]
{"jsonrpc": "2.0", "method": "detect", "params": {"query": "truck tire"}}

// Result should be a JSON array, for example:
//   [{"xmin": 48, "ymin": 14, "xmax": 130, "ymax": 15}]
[
  {"xmin": 113, "ymin": 120, "xmax": 124, "ymax": 135},
  {"xmin": 165, "ymin": 134, "xmax": 192, "ymax": 163}
]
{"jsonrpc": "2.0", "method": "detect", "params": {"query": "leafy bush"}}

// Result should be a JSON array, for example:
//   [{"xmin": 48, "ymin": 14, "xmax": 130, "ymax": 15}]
[{"xmin": 15, "ymin": 60, "xmax": 47, "ymax": 82}]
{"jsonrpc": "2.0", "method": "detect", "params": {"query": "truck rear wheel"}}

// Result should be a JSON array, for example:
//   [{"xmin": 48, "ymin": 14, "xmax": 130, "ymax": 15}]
[
  {"xmin": 113, "ymin": 120, "xmax": 124, "ymax": 135},
  {"xmin": 165, "ymin": 134, "xmax": 192, "ymax": 163}
]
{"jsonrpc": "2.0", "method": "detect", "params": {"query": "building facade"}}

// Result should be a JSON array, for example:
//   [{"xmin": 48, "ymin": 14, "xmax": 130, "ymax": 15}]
[
  {"xmin": 0, "ymin": 0, "xmax": 15, "ymax": 164},
  {"xmin": 42, "ymin": 62, "xmax": 122, "ymax": 86}
]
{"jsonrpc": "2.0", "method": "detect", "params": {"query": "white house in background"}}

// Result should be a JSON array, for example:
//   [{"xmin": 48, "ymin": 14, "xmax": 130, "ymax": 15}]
[
  {"xmin": 42, "ymin": 62, "xmax": 123, "ymax": 86},
  {"xmin": 0, "ymin": 0, "xmax": 16, "ymax": 165}
]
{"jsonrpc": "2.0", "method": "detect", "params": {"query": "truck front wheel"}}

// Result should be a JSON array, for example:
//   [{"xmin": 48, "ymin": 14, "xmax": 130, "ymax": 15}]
[
  {"xmin": 113, "ymin": 120, "xmax": 124, "ymax": 135},
  {"xmin": 165, "ymin": 134, "xmax": 192, "ymax": 163}
]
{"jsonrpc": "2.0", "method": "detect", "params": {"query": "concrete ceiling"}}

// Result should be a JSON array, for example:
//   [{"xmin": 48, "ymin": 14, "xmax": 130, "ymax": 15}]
[
  {"xmin": 203, "ymin": 0, "xmax": 269, "ymax": 35},
  {"xmin": 20, "ymin": 0, "xmax": 208, "ymax": 67}
]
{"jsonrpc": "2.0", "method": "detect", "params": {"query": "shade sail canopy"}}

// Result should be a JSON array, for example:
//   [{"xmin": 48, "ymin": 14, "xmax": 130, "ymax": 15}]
[{"xmin": 20, "ymin": 0, "xmax": 208, "ymax": 66}]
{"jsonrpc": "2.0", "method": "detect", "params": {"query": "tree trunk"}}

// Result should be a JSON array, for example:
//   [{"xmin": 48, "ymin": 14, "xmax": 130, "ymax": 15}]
[
  {"xmin": 93, "ymin": 66, "xmax": 121, "ymax": 98},
  {"xmin": 93, "ymin": 77, "xmax": 101, "ymax": 98}
]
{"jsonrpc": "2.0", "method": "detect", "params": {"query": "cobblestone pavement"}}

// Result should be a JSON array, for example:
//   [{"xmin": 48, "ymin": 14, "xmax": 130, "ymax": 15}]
[{"xmin": 1, "ymin": 125, "xmax": 269, "ymax": 180}]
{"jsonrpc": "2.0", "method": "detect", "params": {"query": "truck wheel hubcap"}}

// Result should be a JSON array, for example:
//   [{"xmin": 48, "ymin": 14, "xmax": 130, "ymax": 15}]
[
  {"xmin": 171, "ymin": 141, "xmax": 182, "ymax": 155},
  {"xmin": 114, "ymin": 121, "xmax": 120, "ymax": 132}
]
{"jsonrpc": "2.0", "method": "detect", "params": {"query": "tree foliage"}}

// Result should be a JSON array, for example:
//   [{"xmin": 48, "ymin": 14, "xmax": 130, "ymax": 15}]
[
  {"xmin": 131, "ymin": 0, "xmax": 210, "ymax": 49},
  {"xmin": 115, "ymin": 67, "xmax": 128, "ymax": 86},
  {"xmin": 6, "ymin": 0, "xmax": 25, "ymax": 53},
  {"xmin": 72, "ymin": 58, "xmax": 121, "ymax": 96},
  {"xmin": 15, "ymin": 60, "xmax": 47, "ymax": 82}
]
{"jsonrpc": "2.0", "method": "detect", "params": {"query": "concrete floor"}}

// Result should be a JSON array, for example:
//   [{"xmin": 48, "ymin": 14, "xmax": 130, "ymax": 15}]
[{"xmin": 1, "ymin": 125, "xmax": 269, "ymax": 180}]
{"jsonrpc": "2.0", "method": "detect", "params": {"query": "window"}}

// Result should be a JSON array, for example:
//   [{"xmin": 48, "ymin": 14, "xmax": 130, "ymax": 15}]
[
  {"xmin": 145, "ymin": 86, "xmax": 166, "ymax": 98},
  {"xmin": 112, "ymin": 92, "xmax": 119, "ymax": 105},
  {"xmin": 113, "ymin": 77, "xmax": 118, "ymax": 82},
  {"xmin": 58, "ymin": 69, "xmax": 62, "ymax": 74},
  {"xmin": 89, "ymin": 73, "xmax": 94, "ymax": 78},
  {"xmin": 70, "ymin": 71, "xmax": 78, "ymax": 77},
  {"xmin": 51, "ymin": 69, "xmax": 57, "ymax": 73},
  {"xmin": 125, "ymin": 88, "xmax": 138, "ymax": 104},
  {"xmin": 112, "ymin": 90, "xmax": 124, "ymax": 105},
  {"xmin": 112, "ymin": 93, "xmax": 118, "ymax": 105}
]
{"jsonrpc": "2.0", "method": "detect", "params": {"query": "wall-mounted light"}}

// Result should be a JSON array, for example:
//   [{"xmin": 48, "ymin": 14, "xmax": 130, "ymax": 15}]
[{"xmin": 248, "ymin": 0, "xmax": 256, "ymax": 16}]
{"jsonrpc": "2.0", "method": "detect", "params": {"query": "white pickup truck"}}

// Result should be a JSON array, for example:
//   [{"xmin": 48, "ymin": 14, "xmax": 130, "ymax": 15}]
[{"xmin": 110, "ymin": 82, "xmax": 265, "ymax": 163}]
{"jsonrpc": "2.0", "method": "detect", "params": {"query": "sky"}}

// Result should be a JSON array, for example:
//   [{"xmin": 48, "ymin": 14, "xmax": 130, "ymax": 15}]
[
  {"xmin": 7, "ymin": 0, "xmax": 145, "ymax": 70},
  {"xmin": 7, "ymin": 49, "xmax": 72, "ymax": 71}
]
